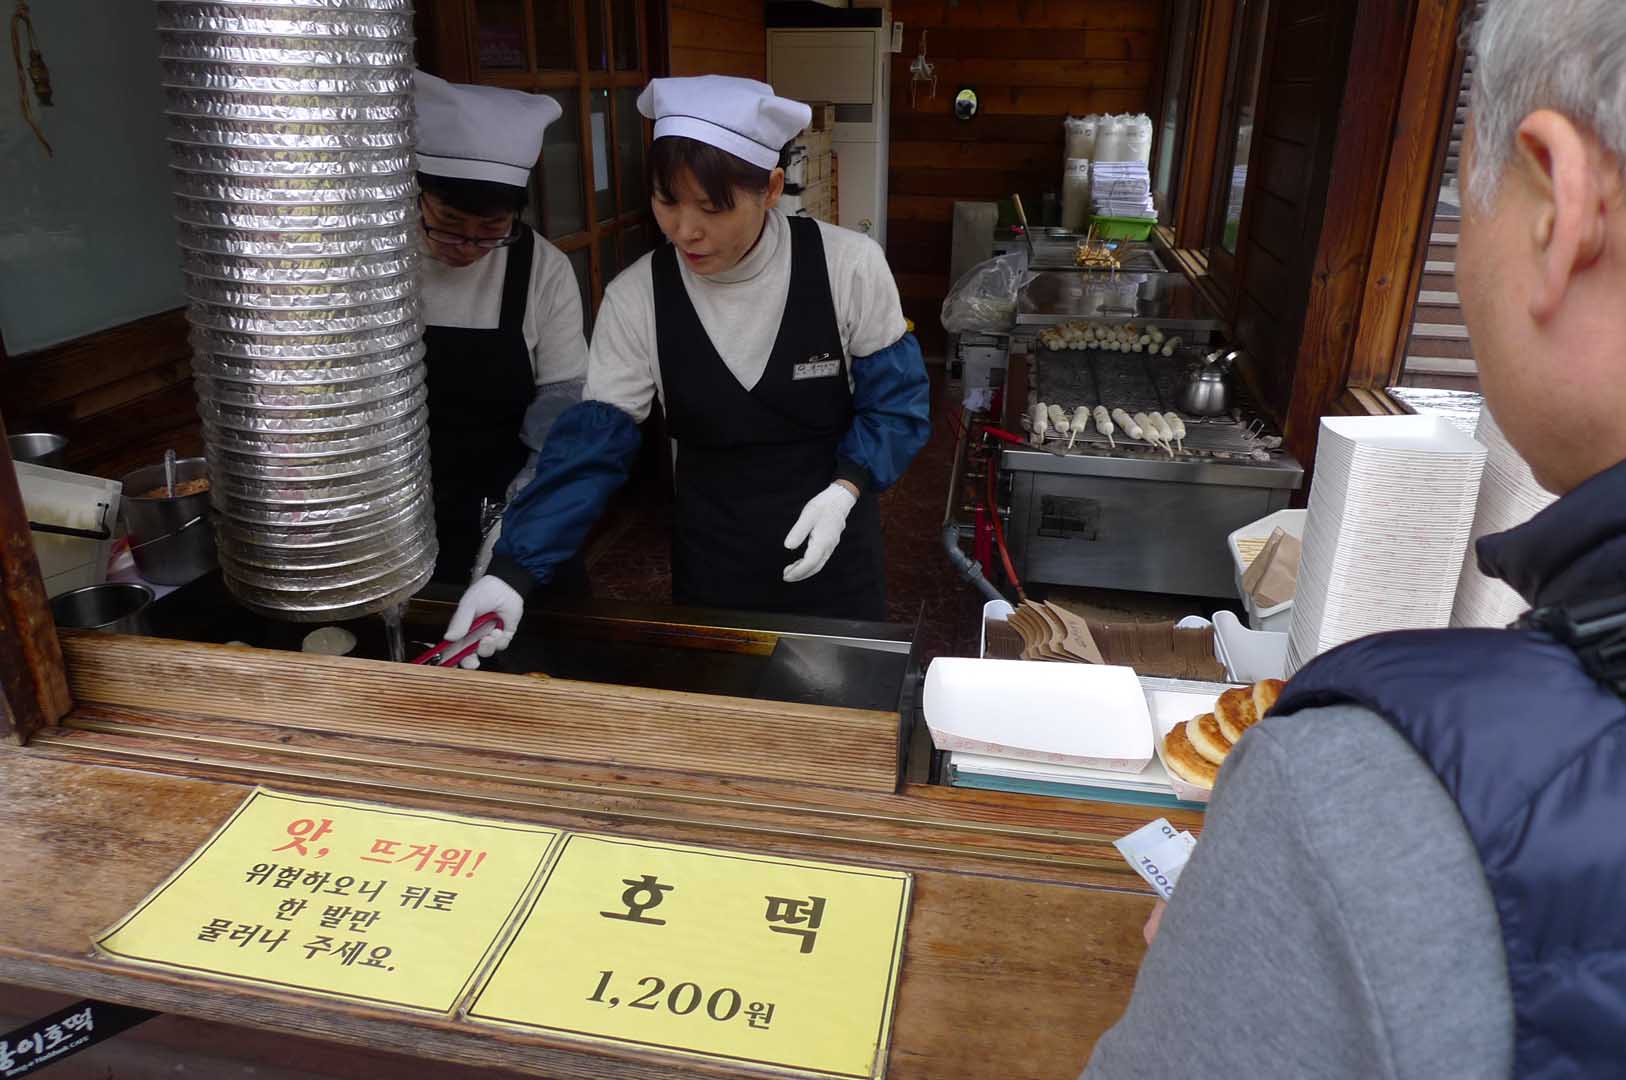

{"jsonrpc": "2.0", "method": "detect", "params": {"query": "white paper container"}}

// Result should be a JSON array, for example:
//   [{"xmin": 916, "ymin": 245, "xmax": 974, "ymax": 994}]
[
  {"xmin": 1227, "ymin": 508, "xmax": 1307, "ymax": 632},
  {"xmin": 1146, "ymin": 685, "xmax": 1227, "ymax": 803},
  {"xmin": 924, "ymin": 657, "xmax": 1154, "ymax": 772}
]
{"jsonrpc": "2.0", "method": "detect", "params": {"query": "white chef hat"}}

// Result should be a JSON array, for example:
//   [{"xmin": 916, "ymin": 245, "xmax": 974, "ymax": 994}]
[
  {"xmin": 637, "ymin": 76, "xmax": 812, "ymax": 171},
  {"xmin": 415, "ymin": 70, "xmax": 563, "ymax": 188}
]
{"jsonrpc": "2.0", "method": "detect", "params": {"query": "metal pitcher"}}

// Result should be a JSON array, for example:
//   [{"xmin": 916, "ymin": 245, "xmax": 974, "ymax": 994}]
[{"xmin": 1178, "ymin": 349, "xmax": 1240, "ymax": 417}]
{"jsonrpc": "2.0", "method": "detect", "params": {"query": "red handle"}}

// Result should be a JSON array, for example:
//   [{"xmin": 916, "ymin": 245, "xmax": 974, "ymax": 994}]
[{"xmin": 411, "ymin": 612, "xmax": 505, "ymax": 667}]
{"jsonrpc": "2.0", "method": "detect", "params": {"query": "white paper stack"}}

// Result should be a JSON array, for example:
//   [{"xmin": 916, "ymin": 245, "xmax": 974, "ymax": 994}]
[
  {"xmin": 1450, "ymin": 405, "xmax": 1556, "ymax": 628},
  {"xmin": 1286, "ymin": 416, "xmax": 1488, "ymax": 673},
  {"xmin": 1090, "ymin": 160, "xmax": 1155, "ymax": 219}
]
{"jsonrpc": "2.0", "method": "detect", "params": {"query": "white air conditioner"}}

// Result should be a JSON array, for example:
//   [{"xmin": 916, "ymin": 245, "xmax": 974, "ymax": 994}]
[{"xmin": 768, "ymin": 27, "xmax": 891, "ymax": 246}]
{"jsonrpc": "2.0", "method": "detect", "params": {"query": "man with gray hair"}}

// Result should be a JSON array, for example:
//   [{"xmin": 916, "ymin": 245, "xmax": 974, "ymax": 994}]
[{"xmin": 1079, "ymin": 0, "xmax": 1626, "ymax": 1075}]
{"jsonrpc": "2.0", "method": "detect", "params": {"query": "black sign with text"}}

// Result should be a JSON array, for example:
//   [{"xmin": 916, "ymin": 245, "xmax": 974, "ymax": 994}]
[{"xmin": 1, "ymin": 1000, "xmax": 156, "ymax": 1077}]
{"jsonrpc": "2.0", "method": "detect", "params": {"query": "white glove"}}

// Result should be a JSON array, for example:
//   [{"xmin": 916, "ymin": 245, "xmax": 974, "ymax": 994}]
[
  {"xmin": 472, "ymin": 519, "xmax": 502, "ymax": 580},
  {"xmin": 443, "ymin": 575, "xmax": 523, "ymax": 670},
  {"xmin": 782, "ymin": 482, "xmax": 858, "ymax": 583}
]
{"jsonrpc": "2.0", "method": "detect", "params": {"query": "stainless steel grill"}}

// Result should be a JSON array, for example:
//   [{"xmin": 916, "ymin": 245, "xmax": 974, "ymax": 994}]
[{"xmin": 160, "ymin": 0, "xmax": 435, "ymax": 621}]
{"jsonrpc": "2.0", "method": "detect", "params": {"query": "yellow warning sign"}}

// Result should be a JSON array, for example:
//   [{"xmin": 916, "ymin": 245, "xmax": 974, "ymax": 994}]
[
  {"xmin": 466, "ymin": 833, "xmax": 912, "ymax": 1079},
  {"xmin": 95, "ymin": 789, "xmax": 561, "ymax": 1014}
]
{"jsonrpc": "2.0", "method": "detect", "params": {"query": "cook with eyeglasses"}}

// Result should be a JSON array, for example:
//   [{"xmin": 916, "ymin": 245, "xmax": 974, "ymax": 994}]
[{"xmin": 414, "ymin": 71, "xmax": 589, "ymax": 586}]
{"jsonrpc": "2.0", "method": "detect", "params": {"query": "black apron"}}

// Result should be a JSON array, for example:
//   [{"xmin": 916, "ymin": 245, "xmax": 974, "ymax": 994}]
[
  {"xmin": 653, "ymin": 216, "xmax": 886, "ymax": 620},
  {"xmin": 424, "ymin": 229, "xmax": 535, "ymax": 583}
]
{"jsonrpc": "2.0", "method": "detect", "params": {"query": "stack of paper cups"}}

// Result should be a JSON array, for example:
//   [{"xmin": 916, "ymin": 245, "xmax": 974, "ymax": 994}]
[
  {"xmin": 1449, "ymin": 405, "xmax": 1556, "ymax": 628},
  {"xmin": 1286, "ymin": 415, "xmax": 1488, "ymax": 674}
]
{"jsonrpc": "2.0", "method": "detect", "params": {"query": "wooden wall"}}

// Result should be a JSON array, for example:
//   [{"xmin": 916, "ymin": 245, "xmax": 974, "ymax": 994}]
[
  {"xmin": 0, "ymin": 310, "xmax": 202, "ymax": 482},
  {"xmin": 887, "ymin": 0, "xmax": 1162, "ymax": 353},
  {"xmin": 1229, "ymin": 0, "xmax": 1358, "ymax": 423},
  {"xmin": 669, "ymin": 0, "xmax": 766, "ymax": 79}
]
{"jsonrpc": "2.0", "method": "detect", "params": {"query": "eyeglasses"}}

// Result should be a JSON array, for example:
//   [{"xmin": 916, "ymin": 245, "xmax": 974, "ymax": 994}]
[{"xmin": 419, "ymin": 197, "xmax": 521, "ymax": 250}]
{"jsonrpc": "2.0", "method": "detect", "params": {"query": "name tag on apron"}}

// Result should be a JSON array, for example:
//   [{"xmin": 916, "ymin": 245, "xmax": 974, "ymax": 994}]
[{"xmin": 792, "ymin": 354, "xmax": 842, "ymax": 381}]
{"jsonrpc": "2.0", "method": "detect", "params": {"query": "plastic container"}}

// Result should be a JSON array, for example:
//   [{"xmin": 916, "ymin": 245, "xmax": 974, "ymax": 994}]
[
  {"xmin": 14, "ymin": 461, "xmax": 122, "ymax": 597},
  {"xmin": 1226, "ymin": 508, "xmax": 1308, "ymax": 631},
  {"xmin": 1061, "ymin": 159, "xmax": 1091, "ymax": 232},
  {"xmin": 1089, "ymin": 214, "xmax": 1157, "ymax": 241},
  {"xmin": 1212, "ymin": 610, "xmax": 1289, "ymax": 683}
]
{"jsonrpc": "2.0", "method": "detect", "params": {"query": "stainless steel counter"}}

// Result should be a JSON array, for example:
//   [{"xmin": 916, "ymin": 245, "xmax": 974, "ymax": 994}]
[
  {"xmin": 1017, "ymin": 270, "xmax": 1224, "ymax": 337},
  {"xmin": 990, "ymin": 350, "xmax": 1302, "ymax": 598}
]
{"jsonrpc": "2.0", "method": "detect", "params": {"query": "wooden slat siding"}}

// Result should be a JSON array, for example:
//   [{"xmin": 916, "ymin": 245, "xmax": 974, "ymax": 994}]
[
  {"xmin": 1171, "ymin": 0, "xmax": 1240, "ymax": 247},
  {"xmin": 0, "ymin": 308, "xmax": 190, "ymax": 422},
  {"xmin": 895, "ymin": 84, "xmax": 1147, "ymax": 119},
  {"xmin": 1280, "ymin": 0, "xmax": 1430, "ymax": 468},
  {"xmin": 885, "ymin": 1, "xmax": 1160, "ymax": 354},
  {"xmin": 915, "ymin": 27, "xmax": 1156, "ymax": 61},
  {"xmin": 0, "ymin": 308, "xmax": 200, "ymax": 480},
  {"xmin": 890, "ymin": 0, "xmax": 1159, "ymax": 32},
  {"xmin": 59, "ymin": 634, "xmax": 903, "ymax": 794},
  {"xmin": 0, "ymin": 417, "xmax": 72, "ymax": 743},
  {"xmin": 1229, "ymin": 0, "xmax": 1362, "ymax": 425},
  {"xmin": 1343, "ymin": 0, "xmax": 1470, "ymax": 392},
  {"xmin": 668, "ymin": 0, "xmax": 763, "ymax": 79},
  {"xmin": 40, "ymin": 708, "xmax": 1201, "ymax": 888}
]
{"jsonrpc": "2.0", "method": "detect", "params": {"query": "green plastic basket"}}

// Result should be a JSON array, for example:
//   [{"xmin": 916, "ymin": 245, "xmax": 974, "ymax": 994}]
[{"xmin": 1090, "ymin": 214, "xmax": 1158, "ymax": 241}]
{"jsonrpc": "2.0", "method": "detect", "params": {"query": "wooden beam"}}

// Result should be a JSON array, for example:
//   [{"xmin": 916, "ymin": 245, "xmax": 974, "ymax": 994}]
[
  {"xmin": 59, "ymin": 635, "xmax": 903, "ymax": 793},
  {"xmin": 1283, "ymin": 0, "xmax": 1424, "ymax": 467},
  {"xmin": 0, "ymin": 414, "xmax": 72, "ymax": 744},
  {"xmin": 1171, "ymin": 0, "xmax": 1237, "ymax": 248},
  {"xmin": 1347, "ymin": 0, "xmax": 1469, "ymax": 389}
]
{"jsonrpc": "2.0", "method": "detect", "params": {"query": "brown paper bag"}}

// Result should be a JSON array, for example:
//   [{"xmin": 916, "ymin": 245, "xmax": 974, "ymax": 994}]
[
  {"xmin": 1241, "ymin": 528, "xmax": 1286, "ymax": 596},
  {"xmin": 1248, "ymin": 531, "xmax": 1301, "ymax": 609}
]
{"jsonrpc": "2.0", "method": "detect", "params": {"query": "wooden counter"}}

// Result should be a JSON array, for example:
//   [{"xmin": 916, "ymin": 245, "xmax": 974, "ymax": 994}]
[{"xmin": 0, "ymin": 616, "xmax": 1199, "ymax": 1079}]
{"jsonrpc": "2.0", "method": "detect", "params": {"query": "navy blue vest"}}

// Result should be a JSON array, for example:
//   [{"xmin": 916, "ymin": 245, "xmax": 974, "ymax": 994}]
[{"xmin": 1273, "ymin": 458, "xmax": 1626, "ymax": 1078}]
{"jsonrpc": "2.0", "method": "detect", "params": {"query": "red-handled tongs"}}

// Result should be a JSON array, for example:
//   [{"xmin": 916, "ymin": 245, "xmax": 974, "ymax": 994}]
[{"xmin": 411, "ymin": 612, "xmax": 505, "ymax": 668}]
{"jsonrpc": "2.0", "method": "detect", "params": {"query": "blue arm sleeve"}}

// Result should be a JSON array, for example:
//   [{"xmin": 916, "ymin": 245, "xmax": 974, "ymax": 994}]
[
  {"xmin": 486, "ymin": 399, "xmax": 641, "ymax": 597},
  {"xmin": 834, "ymin": 333, "xmax": 932, "ymax": 493}
]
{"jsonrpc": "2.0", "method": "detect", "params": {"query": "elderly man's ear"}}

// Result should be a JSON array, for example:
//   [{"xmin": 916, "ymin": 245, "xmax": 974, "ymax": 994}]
[{"xmin": 1515, "ymin": 109, "xmax": 1614, "ymax": 322}]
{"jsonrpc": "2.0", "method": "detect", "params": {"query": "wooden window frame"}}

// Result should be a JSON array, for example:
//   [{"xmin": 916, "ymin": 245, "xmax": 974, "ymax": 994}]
[
  {"xmin": 1203, "ymin": 0, "xmax": 1275, "ymax": 306},
  {"xmin": 439, "ymin": 0, "xmax": 660, "ymax": 313},
  {"xmin": 1277, "ymin": 0, "xmax": 1471, "ymax": 464}
]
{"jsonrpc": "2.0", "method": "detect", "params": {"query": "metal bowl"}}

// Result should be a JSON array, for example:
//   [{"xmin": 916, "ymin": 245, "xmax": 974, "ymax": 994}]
[
  {"xmin": 8, "ymin": 432, "xmax": 67, "ymax": 466},
  {"xmin": 50, "ymin": 583, "xmax": 155, "ymax": 634}
]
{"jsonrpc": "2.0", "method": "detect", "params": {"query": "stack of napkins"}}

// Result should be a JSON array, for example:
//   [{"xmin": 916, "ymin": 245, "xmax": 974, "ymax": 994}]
[
  {"xmin": 1287, "ymin": 415, "xmax": 1487, "ymax": 673},
  {"xmin": 1091, "ymin": 160, "xmax": 1155, "ymax": 219},
  {"xmin": 1451, "ymin": 405, "xmax": 1555, "ymax": 627}
]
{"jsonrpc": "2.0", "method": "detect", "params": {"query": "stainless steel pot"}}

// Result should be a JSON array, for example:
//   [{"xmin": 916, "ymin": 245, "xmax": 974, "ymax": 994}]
[
  {"xmin": 50, "ymin": 583, "xmax": 155, "ymax": 634},
  {"xmin": 120, "ymin": 458, "xmax": 218, "ymax": 585},
  {"xmin": 8, "ymin": 433, "xmax": 67, "ymax": 466}
]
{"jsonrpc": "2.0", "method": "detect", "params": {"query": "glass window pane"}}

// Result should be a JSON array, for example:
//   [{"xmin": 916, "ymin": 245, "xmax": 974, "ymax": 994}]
[
  {"xmin": 600, "ymin": 230, "xmax": 623, "ymax": 283},
  {"xmin": 613, "ymin": 0, "xmax": 640, "ymax": 71},
  {"xmin": 586, "ymin": 0, "xmax": 609, "ymax": 71},
  {"xmin": 590, "ymin": 89, "xmax": 615, "ymax": 221},
  {"xmin": 568, "ymin": 246, "xmax": 593, "ymax": 334},
  {"xmin": 615, "ymin": 88, "xmax": 646, "ymax": 210},
  {"xmin": 1220, "ymin": 0, "xmax": 1271, "ymax": 254},
  {"xmin": 536, "ymin": 89, "xmax": 586, "ymax": 239},
  {"xmin": 475, "ymin": 0, "xmax": 527, "ymax": 71},
  {"xmin": 531, "ymin": 0, "xmax": 575, "ymax": 70}
]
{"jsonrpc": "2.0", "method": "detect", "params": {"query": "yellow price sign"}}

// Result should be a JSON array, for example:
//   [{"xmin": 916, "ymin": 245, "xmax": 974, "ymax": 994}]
[
  {"xmin": 467, "ymin": 834, "xmax": 912, "ymax": 1079},
  {"xmin": 95, "ymin": 789, "xmax": 561, "ymax": 1014}
]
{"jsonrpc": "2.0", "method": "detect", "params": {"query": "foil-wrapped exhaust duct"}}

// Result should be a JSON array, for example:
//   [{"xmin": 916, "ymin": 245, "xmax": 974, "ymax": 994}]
[{"xmin": 159, "ymin": 0, "xmax": 435, "ymax": 621}]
